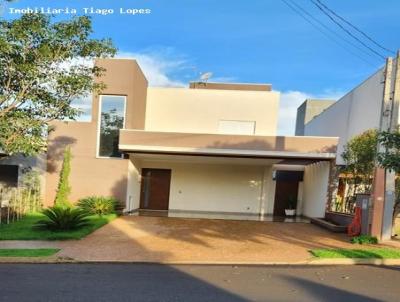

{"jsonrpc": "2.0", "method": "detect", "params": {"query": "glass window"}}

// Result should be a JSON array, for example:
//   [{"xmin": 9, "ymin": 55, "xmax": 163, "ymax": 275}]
[
  {"xmin": 218, "ymin": 120, "xmax": 255, "ymax": 135},
  {"xmin": 98, "ymin": 95, "xmax": 126, "ymax": 157}
]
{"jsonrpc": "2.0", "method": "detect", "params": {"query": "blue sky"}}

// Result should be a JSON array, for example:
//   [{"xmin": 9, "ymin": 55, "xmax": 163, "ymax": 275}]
[{"xmin": 2, "ymin": 0, "xmax": 400, "ymax": 134}]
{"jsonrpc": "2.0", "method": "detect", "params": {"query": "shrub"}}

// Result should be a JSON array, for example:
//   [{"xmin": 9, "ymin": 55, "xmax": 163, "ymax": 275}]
[
  {"xmin": 77, "ymin": 196, "xmax": 117, "ymax": 216},
  {"xmin": 54, "ymin": 147, "xmax": 72, "ymax": 208},
  {"xmin": 350, "ymin": 235, "xmax": 378, "ymax": 244},
  {"xmin": 34, "ymin": 207, "xmax": 90, "ymax": 231}
]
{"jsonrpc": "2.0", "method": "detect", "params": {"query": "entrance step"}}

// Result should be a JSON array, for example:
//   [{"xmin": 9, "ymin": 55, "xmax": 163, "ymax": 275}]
[{"xmin": 310, "ymin": 217, "xmax": 347, "ymax": 233}]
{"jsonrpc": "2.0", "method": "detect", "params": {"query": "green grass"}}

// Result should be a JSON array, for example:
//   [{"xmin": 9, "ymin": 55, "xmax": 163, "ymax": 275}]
[
  {"xmin": 350, "ymin": 235, "xmax": 378, "ymax": 244},
  {"xmin": 0, "ymin": 248, "xmax": 60, "ymax": 257},
  {"xmin": 311, "ymin": 248, "xmax": 400, "ymax": 259},
  {"xmin": 0, "ymin": 213, "xmax": 117, "ymax": 240}
]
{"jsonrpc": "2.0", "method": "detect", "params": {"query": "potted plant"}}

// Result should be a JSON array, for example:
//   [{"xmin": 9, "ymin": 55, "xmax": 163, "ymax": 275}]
[{"xmin": 285, "ymin": 195, "xmax": 297, "ymax": 216}]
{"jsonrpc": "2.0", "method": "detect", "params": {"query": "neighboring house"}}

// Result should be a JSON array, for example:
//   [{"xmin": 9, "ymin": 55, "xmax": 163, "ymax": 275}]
[
  {"xmin": 302, "ymin": 68, "xmax": 386, "ymax": 164},
  {"xmin": 295, "ymin": 99, "xmax": 335, "ymax": 136},
  {"xmin": 300, "ymin": 67, "xmax": 388, "ymax": 211},
  {"xmin": 297, "ymin": 54, "xmax": 400, "ymax": 239},
  {"xmin": 4, "ymin": 58, "xmax": 340, "ymax": 219}
]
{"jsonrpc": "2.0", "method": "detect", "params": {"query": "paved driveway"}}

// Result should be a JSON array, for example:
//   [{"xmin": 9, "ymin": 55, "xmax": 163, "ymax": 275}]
[{"xmin": 53, "ymin": 216, "xmax": 357, "ymax": 263}]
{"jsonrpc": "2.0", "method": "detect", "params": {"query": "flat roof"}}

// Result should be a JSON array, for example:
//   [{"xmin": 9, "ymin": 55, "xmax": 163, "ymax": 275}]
[{"xmin": 189, "ymin": 82, "xmax": 272, "ymax": 92}]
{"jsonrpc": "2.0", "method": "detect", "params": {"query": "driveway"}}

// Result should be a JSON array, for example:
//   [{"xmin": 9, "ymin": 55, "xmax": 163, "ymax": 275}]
[{"xmin": 48, "ymin": 216, "xmax": 359, "ymax": 263}]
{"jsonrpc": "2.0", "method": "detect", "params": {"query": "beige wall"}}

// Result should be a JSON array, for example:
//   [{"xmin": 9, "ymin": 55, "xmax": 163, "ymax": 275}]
[
  {"xmin": 45, "ymin": 121, "xmax": 129, "ymax": 206},
  {"xmin": 302, "ymin": 161, "xmax": 330, "ymax": 218},
  {"xmin": 120, "ymin": 130, "xmax": 338, "ymax": 157},
  {"xmin": 145, "ymin": 87, "xmax": 280, "ymax": 136},
  {"xmin": 304, "ymin": 69, "xmax": 384, "ymax": 164},
  {"xmin": 260, "ymin": 166, "xmax": 276, "ymax": 215},
  {"xmin": 93, "ymin": 59, "xmax": 148, "ymax": 129},
  {"xmin": 45, "ymin": 59, "xmax": 148, "ymax": 206},
  {"xmin": 127, "ymin": 158, "xmax": 329, "ymax": 217},
  {"xmin": 126, "ymin": 157, "xmax": 142, "ymax": 211},
  {"xmin": 134, "ymin": 160, "xmax": 266, "ymax": 214}
]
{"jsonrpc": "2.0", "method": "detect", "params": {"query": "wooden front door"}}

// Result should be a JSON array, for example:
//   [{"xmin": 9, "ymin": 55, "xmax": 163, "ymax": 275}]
[
  {"xmin": 140, "ymin": 169, "xmax": 171, "ymax": 210},
  {"xmin": 273, "ymin": 181, "xmax": 299, "ymax": 216}
]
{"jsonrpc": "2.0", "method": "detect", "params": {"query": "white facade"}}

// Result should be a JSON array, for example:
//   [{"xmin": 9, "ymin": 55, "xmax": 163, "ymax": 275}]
[
  {"xmin": 126, "ymin": 155, "xmax": 328, "ymax": 218},
  {"xmin": 145, "ymin": 87, "xmax": 280, "ymax": 136},
  {"xmin": 302, "ymin": 161, "xmax": 330, "ymax": 217},
  {"xmin": 304, "ymin": 69, "xmax": 384, "ymax": 164}
]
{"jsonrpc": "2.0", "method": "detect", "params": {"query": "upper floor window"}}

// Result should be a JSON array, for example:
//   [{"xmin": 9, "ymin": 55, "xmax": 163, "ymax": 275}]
[
  {"xmin": 218, "ymin": 120, "xmax": 255, "ymax": 135},
  {"xmin": 98, "ymin": 95, "xmax": 126, "ymax": 158}
]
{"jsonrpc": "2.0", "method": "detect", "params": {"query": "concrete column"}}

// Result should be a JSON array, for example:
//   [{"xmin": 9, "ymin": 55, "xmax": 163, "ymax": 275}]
[
  {"xmin": 371, "ymin": 168, "xmax": 386, "ymax": 238},
  {"xmin": 259, "ymin": 166, "xmax": 272, "ymax": 216},
  {"xmin": 371, "ymin": 54, "xmax": 399, "ymax": 240}
]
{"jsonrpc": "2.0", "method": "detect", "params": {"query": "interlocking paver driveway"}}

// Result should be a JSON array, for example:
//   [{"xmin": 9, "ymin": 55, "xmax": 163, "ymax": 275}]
[{"xmin": 55, "ymin": 216, "xmax": 357, "ymax": 262}]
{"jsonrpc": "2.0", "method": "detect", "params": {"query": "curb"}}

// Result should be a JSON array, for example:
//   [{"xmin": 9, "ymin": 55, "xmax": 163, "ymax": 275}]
[{"xmin": 1, "ymin": 258, "xmax": 400, "ymax": 266}]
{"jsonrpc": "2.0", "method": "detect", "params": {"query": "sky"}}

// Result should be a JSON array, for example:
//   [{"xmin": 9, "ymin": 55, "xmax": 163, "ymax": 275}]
[{"xmin": 2, "ymin": 0, "xmax": 400, "ymax": 135}]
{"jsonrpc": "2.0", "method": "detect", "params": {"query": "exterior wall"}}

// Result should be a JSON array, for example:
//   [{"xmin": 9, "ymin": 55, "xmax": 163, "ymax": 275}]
[
  {"xmin": 260, "ymin": 166, "xmax": 276, "ymax": 215},
  {"xmin": 93, "ymin": 59, "xmax": 148, "ymax": 129},
  {"xmin": 127, "ymin": 158, "xmax": 328, "ymax": 217},
  {"xmin": 295, "ymin": 99, "xmax": 335, "ymax": 136},
  {"xmin": 45, "ymin": 59, "xmax": 148, "ymax": 206},
  {"xmin": 304, "ymin": 69, "xmax": 384, "ymax": 164},
  {"xmin": 302, "ymin": 161, "xmax": 330, "ymax": 217},
  {"xmin": 45, "ymin": 121, "xmax": 129, "ymax": 206},
  {"xmin": 145, "ymin": 87, "xmax": 280, "ymax": 136},
  {"xmin": 120, "ymin": 130, "xmax": 338, "ymax": 157},
  {"xmin": 296, "ymin": 181, "xmax": 304, "ymax": 215},
  {"xmin": 126, "ymin": 157, "xmax": 142, "ymax": 211},
  {"xmin": 136, "ymin": 160, "xmax": 266, "ymax": 214}
]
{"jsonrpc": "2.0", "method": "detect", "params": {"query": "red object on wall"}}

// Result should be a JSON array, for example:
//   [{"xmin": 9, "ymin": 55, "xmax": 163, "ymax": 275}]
[{"xmin": 348, "ymin": 206, "xmax": 362, "ymax": 236}]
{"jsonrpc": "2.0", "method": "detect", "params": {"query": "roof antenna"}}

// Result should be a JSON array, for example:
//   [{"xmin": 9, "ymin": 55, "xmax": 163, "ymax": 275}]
[{"xmin": 199, "ymin": 72, "xmax": 213, "ymax": 85}]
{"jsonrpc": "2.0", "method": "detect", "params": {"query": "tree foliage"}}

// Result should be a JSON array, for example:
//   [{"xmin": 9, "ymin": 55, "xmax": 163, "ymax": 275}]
[
  {"xmin": 54, "ymin": 147, "xmax": 72, "ymax": 207},
  {"xmin": 341, "ymin": 129, "xmax": 378, "ymax": 193},
  {"xmin": 377, "ymin": 130, "xmax": 400, "ymax": 173},
  {"xmin": 0, "ymin": 13, "xmax": 116, "ymax": 155}
]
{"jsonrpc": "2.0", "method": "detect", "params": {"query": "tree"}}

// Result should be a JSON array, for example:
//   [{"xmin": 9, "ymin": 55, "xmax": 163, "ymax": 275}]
[
  {"xmin": 377, "ymin": 130, "xmax": 400, "ymax": 229},
  {"xmin": 54, "ymin": 147, "xmax": 72, "ymax": 207},
  {"xmin": 0, "ymin": 13, "xmax": 116, "ymax": 155},
  {"xmin": 377, "ymin": 130, "xmax": 400, "ymax": 173},
  {"xmin": 341, "ymin": 129, "xmax": 378, "ymax": 195}
]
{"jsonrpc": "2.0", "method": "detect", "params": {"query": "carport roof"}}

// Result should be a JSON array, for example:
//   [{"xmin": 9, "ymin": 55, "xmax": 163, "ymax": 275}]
[{"xmin": 119, "ymin": 130, "xmax": 338, "ymax": 160}]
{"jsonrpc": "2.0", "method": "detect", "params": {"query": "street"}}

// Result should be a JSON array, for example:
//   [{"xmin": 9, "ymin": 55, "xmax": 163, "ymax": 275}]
[{"xmin": 0, "ymin": 264, "xmax": 399, "ymax": 301}]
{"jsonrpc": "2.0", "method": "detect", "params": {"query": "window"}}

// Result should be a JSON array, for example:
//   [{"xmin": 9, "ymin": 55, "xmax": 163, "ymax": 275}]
[
  {"xmin": 218, "ymin": 120, "xmax": 255, "ymax": 135},
  {"xmin": 98, "ymin": 95, "xmax": 126, "ymax": 158},
  {"xmin": 0, "ymin": 165, "xmax": 19, "ymax": 188}
]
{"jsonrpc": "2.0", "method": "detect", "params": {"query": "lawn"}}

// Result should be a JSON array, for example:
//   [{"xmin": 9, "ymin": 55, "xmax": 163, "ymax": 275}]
[
  {"xmin": 0, "ymin": 213, "xmax": 117, "ymax": 240},
  {"xmin": 311, "ymin": 248, "xmax": 400, "ymax": 259},
  {"xmin": 0, "ymin": 248, "xmax": 60, "ymax": 257}
]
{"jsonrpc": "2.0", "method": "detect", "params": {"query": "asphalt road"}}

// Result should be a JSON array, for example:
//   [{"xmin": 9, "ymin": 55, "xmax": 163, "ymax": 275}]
[{"xmin": 0, "ymin": 264, "xmax": 399, "ymax": 301}]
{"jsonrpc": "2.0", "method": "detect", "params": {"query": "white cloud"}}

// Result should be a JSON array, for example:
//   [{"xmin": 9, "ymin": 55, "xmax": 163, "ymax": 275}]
[
  {"xmin": 70, "ymin": 94, "xmax": 92, "ymax": 122},
  {"xmin": 277, "ymin": 90, "xmax": 344, "ymax": 136},
  {"xmin": 117, "ymin": 50, "xmax": 190, "ymax": 87}
]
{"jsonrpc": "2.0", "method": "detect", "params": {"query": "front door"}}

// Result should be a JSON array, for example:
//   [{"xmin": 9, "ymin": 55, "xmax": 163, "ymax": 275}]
[
  {"xmin": 140, "ymin": 169, "xmax": 171, "ymax": 210},
  {"xmin": 273, "ymin": 180, "xmax": 299, "ymax": 216}
]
